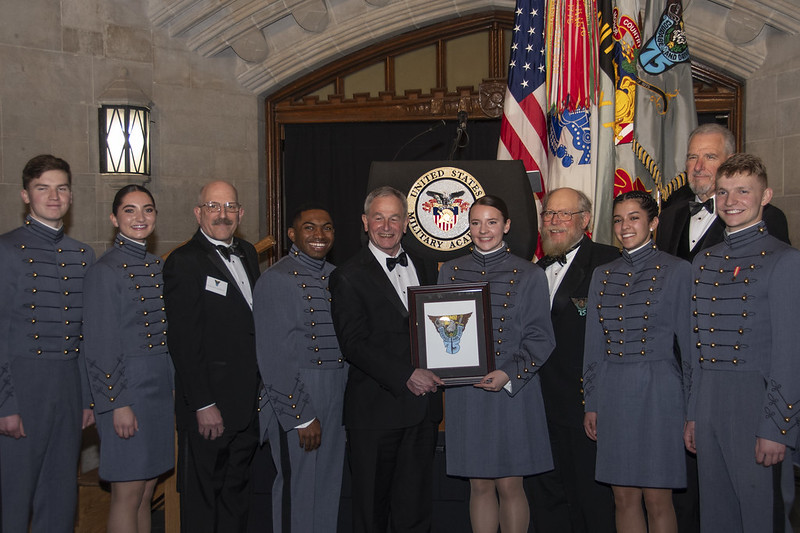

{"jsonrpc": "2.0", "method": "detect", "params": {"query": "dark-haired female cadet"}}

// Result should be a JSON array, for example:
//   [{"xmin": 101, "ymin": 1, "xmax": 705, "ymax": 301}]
[
  {"xmin": 84, "ymin": 185, "xmax": 174, "ymax": 533},
  {"xmin": 583, "ymin": 191, "xmax": 691, "ymax": 533},
  {"xmin": 438, "ymin": 195, "xmax": 555, "ymax": 533}
]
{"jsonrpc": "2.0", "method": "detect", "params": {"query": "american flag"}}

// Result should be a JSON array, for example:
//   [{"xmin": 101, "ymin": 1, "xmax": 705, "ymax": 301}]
[{"xmin": 497, "ymin": 0, "xmax": 548, "ymax": 191}]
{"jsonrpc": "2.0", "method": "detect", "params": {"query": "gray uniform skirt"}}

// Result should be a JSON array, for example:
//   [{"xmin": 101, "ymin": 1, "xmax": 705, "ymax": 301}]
[{"xmin": 96, "ymin": 354, "xmax": 175, "ymax": 481}]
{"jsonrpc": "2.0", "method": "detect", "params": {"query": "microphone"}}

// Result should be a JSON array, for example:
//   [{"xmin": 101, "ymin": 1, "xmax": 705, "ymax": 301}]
[
  {"xmin": 448, "ymin": 111, "xmax": 470, "ymax": 160},
  {"xmin": 392, "ymin": 120, "xmax": 447, "ymax": 161},
  {"xmin": 458, "ymin": 110, "xmax": 468, "ymax": 132}
]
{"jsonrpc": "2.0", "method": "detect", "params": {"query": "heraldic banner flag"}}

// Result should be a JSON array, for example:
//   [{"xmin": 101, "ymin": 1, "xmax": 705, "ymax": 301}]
[
  {"xmin": 633, "ymin": 0, "xmax": 697, "ymax": 202},
  {"xmin": 594, "ymin": 0, "xmax": 620, "ymax": 244},
  {"xmin": 595, "ymin": 0, "xmax": 649, "ymax": 243}
]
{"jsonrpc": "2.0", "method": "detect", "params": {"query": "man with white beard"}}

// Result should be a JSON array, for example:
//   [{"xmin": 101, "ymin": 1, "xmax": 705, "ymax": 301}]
[{"xmin": 526, "ymin": 188, "xmax": 619, "ymax": 533}]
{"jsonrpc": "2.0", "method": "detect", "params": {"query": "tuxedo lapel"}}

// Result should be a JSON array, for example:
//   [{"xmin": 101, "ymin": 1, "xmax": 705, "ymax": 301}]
[
  {"xmin": 359, "ymin": 248, "xmax": 410, "ymax": 318},
  {"xmin": 671, "ymin": 204, "xmax": 691, "ymax": 257},
  {"xmin": 702, "ymin": 217, "xmax": 726, "ymax": 250},
  {"xmin": 193, "ymin": 230, "xmax": 251, "ymax": 305},
  {"xmin": 235, "ymin": 237, "xmax": 259, "ymax": 288},
  {"xmin": 552, "ymin": 240, "xmax": 591, "ymax": 316}
]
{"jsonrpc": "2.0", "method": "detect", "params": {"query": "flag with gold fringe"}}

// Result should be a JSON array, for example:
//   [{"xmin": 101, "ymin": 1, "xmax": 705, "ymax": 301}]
[
  {"xmin": 602, "ymin": 0, "xmax": 652, "ymax": 244},
  {"xmin": 594, "ymin": 0, "xmax": 622, "ymax": 243},
  {"xmin": 633, "ymin": 0, "xmax": 697, "ymax": 202},
  {"xmin": 499, "ymin": 0, "xmax": 697, "ymax": 247},
  {"xmin": 545, "ymin": 0, "xmax": 601, "ymax": 207}
]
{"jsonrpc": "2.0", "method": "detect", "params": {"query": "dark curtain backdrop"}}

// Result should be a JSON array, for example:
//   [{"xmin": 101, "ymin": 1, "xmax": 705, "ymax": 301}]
[{"xmin": 283, "ymin": 120, "xmax": 502, "ymax": 265}]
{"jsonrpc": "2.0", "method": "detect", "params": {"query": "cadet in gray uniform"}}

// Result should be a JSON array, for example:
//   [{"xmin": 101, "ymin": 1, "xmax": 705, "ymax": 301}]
[
  {"xmin": 83, "ymin": 185, "xmax": 174, "ymax": 531},
  {"xmin": 254, "ymin": 205, "xmax": 347, "ymax": 533},
  {"xmin": 685, "ymin": 153, "xmax": 800, "ymax": 533},
  {"xmin": 584, "ymin": 191, "xmax": 690, "ymax": 533},
  {"xmin": 0, "ymin": 154, "xmax": 95, "ymax": 532},
  {"xmin": 438, "ymin": 196, "xmax": 555, "ymax": 533}
]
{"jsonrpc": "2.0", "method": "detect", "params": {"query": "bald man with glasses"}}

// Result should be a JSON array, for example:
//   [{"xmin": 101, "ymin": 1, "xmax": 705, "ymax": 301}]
[
  {"xmin": 526, "ymin": 188, "xmax": 619, "ymax": 533},
  {"xmin": 164, "ymin": 181, "xmax": 262, "ymax": 533}
]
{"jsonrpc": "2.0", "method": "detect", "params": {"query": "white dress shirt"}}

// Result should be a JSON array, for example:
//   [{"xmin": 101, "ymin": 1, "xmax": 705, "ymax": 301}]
[
  {"xmin": 688, "ymin": 195, "xmax": 717, "ymax": 252},
  {"xmin": 200, "ymin": 230, "xmax": 254, "ymax": 310},
  {"xmin": 544, "ymin": 245, "xmax": 581, "ymax": 308},
  {"xmin": 368, "ymin": 242, "xmax": 419, "ymax": 310},
  {"xmin": 198, "ymin": 231, "xmax": 255, "ymax": 412}
]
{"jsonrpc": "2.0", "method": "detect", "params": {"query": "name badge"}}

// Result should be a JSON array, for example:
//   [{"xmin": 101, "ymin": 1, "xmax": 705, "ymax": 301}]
[{"xmin": 205, "ymin": 276, "xmax": 228, "ymax": 296}]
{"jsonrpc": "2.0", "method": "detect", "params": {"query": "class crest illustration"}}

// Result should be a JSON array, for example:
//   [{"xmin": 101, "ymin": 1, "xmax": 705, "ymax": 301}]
[
  {"xmin": 638, "ymin": 0, "xmax": 690, "ymax": 75},
  {"xmin": 428, "ymin": 313, "xmax": 473, "ymax": 354}
]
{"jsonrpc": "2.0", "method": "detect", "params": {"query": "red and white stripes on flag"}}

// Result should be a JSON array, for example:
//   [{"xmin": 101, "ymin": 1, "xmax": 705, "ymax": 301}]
[{"xmin": 497, "ymin": 0, "xmax": 549, "ymax": 195}]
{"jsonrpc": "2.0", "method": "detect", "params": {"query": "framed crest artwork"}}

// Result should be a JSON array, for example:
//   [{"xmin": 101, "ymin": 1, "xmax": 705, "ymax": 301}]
[{"xmin": 408, "ymin": 282, "xmax": 494, "ymax": 385}]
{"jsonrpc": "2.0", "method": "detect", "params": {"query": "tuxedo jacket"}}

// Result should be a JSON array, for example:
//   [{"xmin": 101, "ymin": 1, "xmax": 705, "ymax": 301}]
[
  {"xmin": 330, "ymin": 246, "xmax": 442, "ymax": 430},
  {"xmin": 163, "ymin": 229, "xmax": 261, "ymax": 432},
  {"xmin": 537, "ymin": 238, "xmax": 620, "ymax": 429},
  {"xmin": 656, "ymin": 198, "xmax": 790, "ymax": 261}
]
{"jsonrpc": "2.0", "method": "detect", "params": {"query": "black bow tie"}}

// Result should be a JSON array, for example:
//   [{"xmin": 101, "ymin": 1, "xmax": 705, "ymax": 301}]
[
  {"xmin": 538, "ymin": 254, "xmax": 568, "ymax": 269},
  {"xmin": 217, "ymin": 242, "xmax": 244, "ymax": 261},
  {"xmin": 689, "ymin": 198, "xmax": 714, "ymax": 216},
  {"xmin": 538, "ymin": 237, "xmax": 584, "ymax": 269},
  {"xmin": 386, "ymin": 252, "xmax": 408, "ymax": 271}
]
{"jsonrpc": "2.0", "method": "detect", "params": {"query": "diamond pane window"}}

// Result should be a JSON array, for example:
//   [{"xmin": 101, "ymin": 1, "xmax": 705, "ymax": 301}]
[{"xmin": 99, "ymin": 105, "xmax": 150, "ymax": 175}]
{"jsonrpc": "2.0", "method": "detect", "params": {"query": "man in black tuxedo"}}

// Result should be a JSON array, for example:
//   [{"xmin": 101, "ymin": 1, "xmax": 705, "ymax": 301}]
[
  {"xmin": 657, "ymin": 123, "xmax": 790, "ymax": 261},
  {"xmin": 164, "ymin": 181, "xmax": 262, "ymax": 533},
  {"xmin": 330, "ymin": 186, "xmax": 443, "ymax": 533},
  {"xmin": 526, "ymin": 187, "xmax": 619, "ymax": 533},
  {"xmin": 655, "ymin": 124, "xmax": 789, "ymax": 533}
]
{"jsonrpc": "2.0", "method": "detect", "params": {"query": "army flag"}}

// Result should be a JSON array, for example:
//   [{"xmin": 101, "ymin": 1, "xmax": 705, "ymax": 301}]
[
  {"xmin": 633, "ymin": 0, "xmax": 697, "ymax": 202},
  {"xmin": 545, "ymin": 0, "xmax": 600, "ymax": 222},
  {"xmin": 593, "ymin": 0, "xmax": 620, "ymax": 244}
]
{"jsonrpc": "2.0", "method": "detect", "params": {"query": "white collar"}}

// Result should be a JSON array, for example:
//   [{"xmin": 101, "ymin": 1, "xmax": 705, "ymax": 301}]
[
  {"xmin": 368, "ymin": 241, "xmax": 405, "ymax": 261},
  {"xmin": 200, "ymin": 229, "xmax": 234, "ymax": 248}
]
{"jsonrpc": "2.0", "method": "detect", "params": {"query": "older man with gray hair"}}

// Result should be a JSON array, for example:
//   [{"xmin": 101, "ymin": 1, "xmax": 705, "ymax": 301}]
[
  {"xmin": 656, "ymin": 123, "xmax": 789, "ymax": 261},
  {"xmin": 526, "ymin": 187, "xmax": 619, "ymax": 533},
  {"xmin": 330, "ymin": 186, "xmax": 442, "ymax": 533}
]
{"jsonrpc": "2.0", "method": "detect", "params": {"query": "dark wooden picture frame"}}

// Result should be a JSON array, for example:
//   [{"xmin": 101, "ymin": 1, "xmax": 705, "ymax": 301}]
[{"xmin": 409, "ymin": 282, "xmax": 494, "ymax": 385}]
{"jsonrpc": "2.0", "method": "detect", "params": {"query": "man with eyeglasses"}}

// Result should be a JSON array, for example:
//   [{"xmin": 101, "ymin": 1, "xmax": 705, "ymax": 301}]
[
  {"xmin": 164, "ymin": 181, "xmax": 262, "ymax": 532},
  {"xmin": 526, "ymin": 187, "xmax": 618, "ymax": 533}
]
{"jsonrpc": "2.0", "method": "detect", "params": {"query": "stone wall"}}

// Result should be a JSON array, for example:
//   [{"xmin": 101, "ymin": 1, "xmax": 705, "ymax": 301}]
[
  {"xmin": 745, "ymin": 27, "xmax": 800, "ymax": 245},
  {"xmin": 1, "ymin": 0, "xmax": 798, "ymax": 252},
  {"xmin": 0, "ymin": 0, "xmax": 263, "ymax": 258}
]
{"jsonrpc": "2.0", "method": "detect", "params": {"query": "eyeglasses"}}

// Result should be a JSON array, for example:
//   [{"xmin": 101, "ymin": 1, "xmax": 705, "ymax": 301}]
[
  {"xmin": 541, "ymin": 210, "xmax": 586, "ymax": 221},
  {"xmin": 198, "ymin": 201, "xmax": 241, "ymax": 213}
]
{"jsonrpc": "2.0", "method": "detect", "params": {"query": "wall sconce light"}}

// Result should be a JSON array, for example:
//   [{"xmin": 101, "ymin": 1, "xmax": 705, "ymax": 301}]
[
  {"xmin": 99, "ymin": 104, "xmax": 150, "ymax": 175},
  {"xmin": 98, "ymin": 69, "xmax": 152, "ymax": 178}
]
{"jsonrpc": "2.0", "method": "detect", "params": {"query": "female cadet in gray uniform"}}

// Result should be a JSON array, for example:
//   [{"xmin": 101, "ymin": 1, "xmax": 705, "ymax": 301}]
[
  {"xmin": 583, "ymin": 191, "xmax": 691, "ymax": 533},
  {"xmin": 84, "ymin": 185, "xmax": 174, "ymax": 532},
  {"xmin": 438, "ymin": 195, "xmax": 555, "ymax": 533}
]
